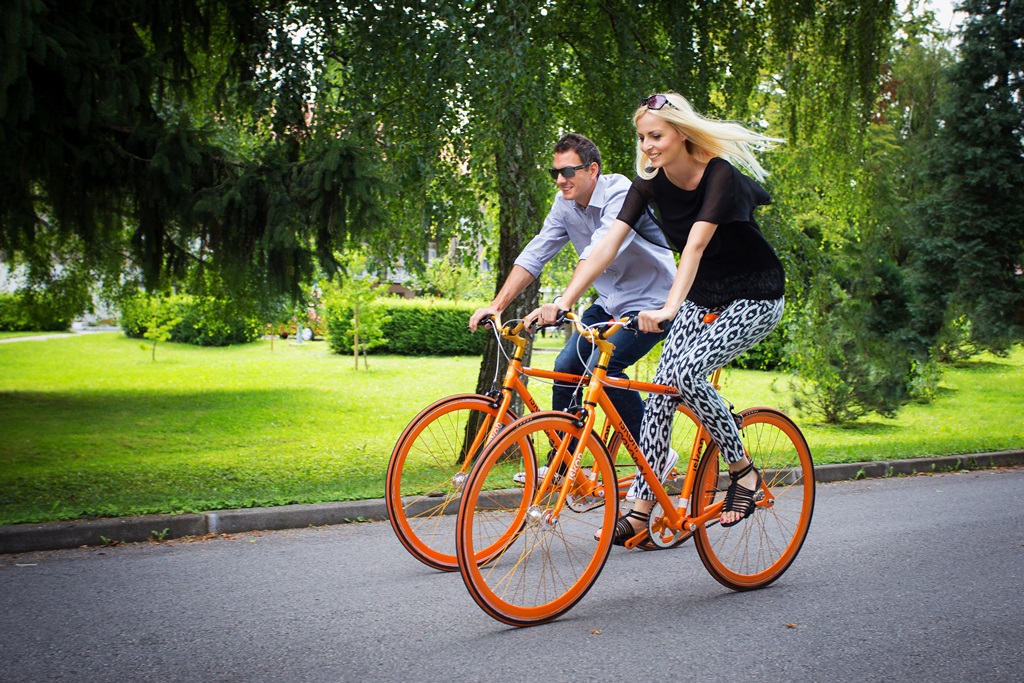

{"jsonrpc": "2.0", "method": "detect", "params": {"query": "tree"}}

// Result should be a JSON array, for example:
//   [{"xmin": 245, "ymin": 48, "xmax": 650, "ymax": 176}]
[
  {"xmin": 323, "ymin": 254, "xmax": 391, "ymax": 369},
  {"xmin": 3, "ymin": 0, "xmax": 915, "ymax": 404},
  {"xmin": 143, "ymin": 312, "xmax": 182, "ymax": 362},
  {"xmin": 0, "ymin": 0, "xmax": 380, "ymax": 303},
  {"xmin": 331, "ymin": 1, "xmax": 557, "ymax": 396},
  {"xmin": 332, "ymin": 1, "xmax": 899, "ymax": 399},
  {"xmin": 908, "ymin": 0, "xmax": 1024, "ymax": 353}
]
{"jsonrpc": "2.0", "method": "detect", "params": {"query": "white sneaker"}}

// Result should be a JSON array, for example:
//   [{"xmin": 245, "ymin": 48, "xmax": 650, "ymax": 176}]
[
  {"xmin": 662, "ymin": 448, "xmax": 680, "ymax": 480},
  {"xmin": 626, "ymin": 448, "xmax": 679, "ymax": 501},
  {"xmin": 512, "ymin": 466, "xmax": 563, "ymax": 486}
]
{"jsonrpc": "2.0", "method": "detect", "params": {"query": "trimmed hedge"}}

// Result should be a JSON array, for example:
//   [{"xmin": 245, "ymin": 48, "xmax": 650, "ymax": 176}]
[
  {"xmin": 0, "ymin": 291, "xmax": 75, "ymax": 331},
  {"xmin": 326, "ymin": 298, "xmax": 488, "ymax": 356},
  {"xmin": 120, "ymin": 293, "xmax": 263, "ymax": 346}
]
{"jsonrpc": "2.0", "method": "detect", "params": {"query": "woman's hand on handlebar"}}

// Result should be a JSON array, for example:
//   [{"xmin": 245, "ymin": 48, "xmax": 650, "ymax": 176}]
[
  {"xmin": 523, "ymin": 303, "xmax": 563, "ymax": 330},
  {"xmin": 636, "ymin": 307, "xmax": 675, "ymax": 334}
]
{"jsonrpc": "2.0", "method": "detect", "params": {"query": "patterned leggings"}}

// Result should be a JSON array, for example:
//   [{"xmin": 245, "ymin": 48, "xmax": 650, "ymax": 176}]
[{"xmin": 628, "ymin": 297, "xmax": 784, "ymax": 501}]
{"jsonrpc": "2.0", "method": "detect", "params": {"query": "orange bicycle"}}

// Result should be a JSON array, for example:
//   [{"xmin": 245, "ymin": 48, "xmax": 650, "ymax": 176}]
[
  {"xmin": 386, "ymin": 318, "xmax": 700, "ymax": 571},
  {"xmin": 454, "ymin": 312, "xmax": 815, "ymax": 627}
]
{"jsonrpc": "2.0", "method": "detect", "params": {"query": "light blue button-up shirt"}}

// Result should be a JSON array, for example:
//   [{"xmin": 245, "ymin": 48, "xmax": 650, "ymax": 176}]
[{"xmin": 514, "ymin": 173, "xmax": 677, "ymax": 318}]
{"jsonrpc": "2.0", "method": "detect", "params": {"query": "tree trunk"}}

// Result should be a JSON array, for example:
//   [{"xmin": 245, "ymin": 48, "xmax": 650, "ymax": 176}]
[
  {"xmin": 473, "ymin": 110, "xmax": 546, "ymax": 405},
  {"xmin": 353, "ymin": 302, "xmax": 360, "ymax": 371}
]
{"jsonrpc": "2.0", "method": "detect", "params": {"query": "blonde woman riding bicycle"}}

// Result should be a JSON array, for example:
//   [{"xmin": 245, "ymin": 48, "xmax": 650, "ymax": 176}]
[{"xmin": 527, "ymin": 91, "xmax": 786, "ymax": 540}]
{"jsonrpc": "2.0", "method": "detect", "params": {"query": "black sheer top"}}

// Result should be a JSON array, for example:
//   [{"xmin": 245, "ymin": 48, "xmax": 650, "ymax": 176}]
[{"xmin": 616, "ymin": 157, "xmax": 785, "ymax": 308}]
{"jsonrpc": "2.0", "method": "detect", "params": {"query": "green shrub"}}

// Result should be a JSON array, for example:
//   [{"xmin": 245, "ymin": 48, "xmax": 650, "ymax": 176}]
[
  {"xmin": 323, "ymin": 281, "xmax": 390, "ymax": 362},
  {"xmin": 784, "ymin": 278, "xmax": 914, "ymax": 423},
  {"xmin": 0, "ymin": 293, "xmax": 32, "ymax": 331},
  {"xmin": 119, "ymin": 293, "xmax": 262, "ymax": 346},
  {"xmin": 118, "ymin": 295, "xmax": 157, "ymax": 338},
  {"xmin": 173, "ymin": 296, "xmax": 263, "ymax": 346},
  {"xmin": 0, "ymin": 290, "xmax": 77, "ymax": 331},
  {"xmin": 325, "ymin": 298, "xmax": 488, "ymax": 356}
]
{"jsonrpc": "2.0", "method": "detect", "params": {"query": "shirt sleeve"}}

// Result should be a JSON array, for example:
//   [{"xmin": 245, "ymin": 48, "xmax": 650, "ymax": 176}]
[
  {"xmin": 615, "ymin": 178, "xmax": 650, "ymax": 228},
  {"xmin": 513, "ymin": 196, "xmax": 571, "ymax": 277},
  {"xmin": 615, "ymin": 177, "xmax": 675, "ymax": 251},
  {"xmin": 695, "ymin": 160, "xmax": 771, "ymax": 226}
]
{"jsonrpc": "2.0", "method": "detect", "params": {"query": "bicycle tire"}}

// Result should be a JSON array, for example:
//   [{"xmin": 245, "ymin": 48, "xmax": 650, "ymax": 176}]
[
  {"xmin": 385, "ymin": 394, "xmax": 520, "ymax": 571},
  {"xmin": 691, "ymin": 407, "xmax": 815, "ymax": 590},
  {"xmin": 456, "ymin": 411, "xmax": 617, "ymax": 627}
]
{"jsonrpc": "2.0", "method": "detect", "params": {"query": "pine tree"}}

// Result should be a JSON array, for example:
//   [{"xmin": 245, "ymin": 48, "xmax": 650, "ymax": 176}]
[
  {"xmin": 910, "ymin": 0, "xmax": 1024, "ymax": 352},
  {"xmin": 0, "ymin": 0, "xmax": 379, "ymax": 301}
]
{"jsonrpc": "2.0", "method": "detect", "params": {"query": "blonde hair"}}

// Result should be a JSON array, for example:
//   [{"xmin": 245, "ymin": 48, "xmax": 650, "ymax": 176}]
[{"xmin": 633, "ymin": 92, "xmax": 783, "ymax": 181}]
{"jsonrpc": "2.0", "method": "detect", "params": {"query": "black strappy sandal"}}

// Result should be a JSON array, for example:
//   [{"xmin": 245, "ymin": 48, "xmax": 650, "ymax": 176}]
[
  {"xmin": 721, "ymin": 461, "xmax": 762, "ymax": 528},
  {"xmin": 609, "ymin": 509, "xmax": 650, "ymax": 547}
]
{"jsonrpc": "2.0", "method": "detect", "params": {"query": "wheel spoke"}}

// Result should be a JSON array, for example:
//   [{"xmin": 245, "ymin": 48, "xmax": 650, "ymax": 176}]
[
  {"xmin": 692, "ymin": 408, "xmax": 815, "ymax": 590},
  {"xmin": 386, "ymin": 396, "xmax": 517, "ymax": 572},
  {"xmin": 457, "ymin": 412, "xmax": 617, "ymax": 626}
]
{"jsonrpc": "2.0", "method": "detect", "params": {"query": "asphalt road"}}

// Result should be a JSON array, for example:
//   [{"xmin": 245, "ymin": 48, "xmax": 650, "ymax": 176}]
[{"xmin": 1, "ymin": 468, "xmax": 1021, "ymax": 683}]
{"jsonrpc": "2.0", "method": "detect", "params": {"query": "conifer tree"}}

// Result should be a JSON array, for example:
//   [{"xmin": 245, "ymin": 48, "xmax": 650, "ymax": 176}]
[
  {"xmin": 0, "ymin": 0, "xmax": 379, "ymax": 301},
  {"xmin": 909, "ymin": 0, "xmax": 1024, "ymax": 353}
]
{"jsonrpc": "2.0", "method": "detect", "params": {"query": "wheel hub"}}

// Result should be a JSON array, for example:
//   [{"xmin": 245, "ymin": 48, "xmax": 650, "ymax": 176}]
[{"xmin": 527, "ymin": 505, "xmax": 557, "ymax": 528}]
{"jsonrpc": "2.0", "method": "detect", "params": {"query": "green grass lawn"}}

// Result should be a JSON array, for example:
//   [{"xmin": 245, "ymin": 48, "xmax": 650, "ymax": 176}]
[{"xmin": 0, "ymin": 333, "xmax": 1021, "ymax": 525}]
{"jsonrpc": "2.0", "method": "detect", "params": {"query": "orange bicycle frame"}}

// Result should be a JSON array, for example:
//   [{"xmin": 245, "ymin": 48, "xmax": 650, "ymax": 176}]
[
  {"xmin": 455, "ymin": 320, "xmax": 609, "ymax": 474},
  {"xmin": 537, "ymin": 314, "xmax": 732, "ymax": 547}
]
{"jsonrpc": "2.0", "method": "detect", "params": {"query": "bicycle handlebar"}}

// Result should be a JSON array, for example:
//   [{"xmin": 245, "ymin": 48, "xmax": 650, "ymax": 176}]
[
  {"xmin": 564, "ymin": 311, "xmax": 671, "ymax": 337},
  {"xmin": 500, "ymin": 320, "xmax": 528, "ymax": 337},
  {"xmin": 565, "ymin": 311, "xmax": 630, "ymax": 341},
  {"xmin": 527, "ymin": 310, "xmax": 674, "ymax": 337},
  {"xmin": 478, "ymin": 315, "xmax": 527, "ymax": 337}
]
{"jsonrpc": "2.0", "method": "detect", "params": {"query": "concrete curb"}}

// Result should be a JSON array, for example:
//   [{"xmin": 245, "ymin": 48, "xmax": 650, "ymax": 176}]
[{"xmin": 2, "ymin": 449, "xmax": 1022, "ymax": 555}]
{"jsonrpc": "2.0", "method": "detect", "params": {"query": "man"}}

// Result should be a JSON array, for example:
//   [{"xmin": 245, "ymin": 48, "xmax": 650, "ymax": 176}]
[{"xmin": 469, "ymin": 133, "xmax": 676, "ymax": 454}]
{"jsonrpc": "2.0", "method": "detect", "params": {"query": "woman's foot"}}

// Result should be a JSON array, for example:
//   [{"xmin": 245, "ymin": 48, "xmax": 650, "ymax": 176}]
[
  {"xmin": 595, "ymin": 505, "xmax": 652, "ymax": 545},
  {"xmin": 721, "ymin": 459, "xmax": 761, "ymax": 527}
]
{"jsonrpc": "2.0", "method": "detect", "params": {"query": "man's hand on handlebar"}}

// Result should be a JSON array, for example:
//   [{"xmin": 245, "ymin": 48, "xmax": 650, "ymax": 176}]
[{"xmin": 468, "ymin": 307, "xmax": 500, "ymax": 332}]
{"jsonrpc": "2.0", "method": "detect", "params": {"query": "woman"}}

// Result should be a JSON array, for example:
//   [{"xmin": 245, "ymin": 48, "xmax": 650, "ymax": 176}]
[{"xmin": 526, "ymin": 92, "xmax": 785, "ymax": 540}]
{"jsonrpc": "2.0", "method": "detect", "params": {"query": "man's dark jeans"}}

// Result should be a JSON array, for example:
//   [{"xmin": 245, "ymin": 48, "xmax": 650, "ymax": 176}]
[{"xmin": 551, "ymin": 303, "xmax": 668, "ymax": 443}]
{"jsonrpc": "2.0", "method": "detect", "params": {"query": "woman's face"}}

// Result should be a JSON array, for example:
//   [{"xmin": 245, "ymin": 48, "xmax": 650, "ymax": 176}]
[{"xmin": 635, "ymin": 111, "xmax": 687, "ymax": 169}]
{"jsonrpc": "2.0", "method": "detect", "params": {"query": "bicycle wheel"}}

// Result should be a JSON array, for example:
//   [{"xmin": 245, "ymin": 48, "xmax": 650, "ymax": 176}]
[
  {"xmin": 691, "ymin": 407, "xmax": 814, "ymax": 590},
  {"xmin": 647, "ymin": 404, "xmax": 702, "ymax": 548},
  {"xmin": 386, "ymin": 394, "xmax": 519, "ymax": 571},
  {"xmin": 456, "ymin": 411, "xmax": 618, "ymax": 627}
]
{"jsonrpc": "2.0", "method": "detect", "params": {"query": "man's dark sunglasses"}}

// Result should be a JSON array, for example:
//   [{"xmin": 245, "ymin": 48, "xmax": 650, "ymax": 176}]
[
  {"xmin": 548, "ymin": 163, "xmax": 590, "ymax": 180},
  {"xmin": 640, "ymin": 94, "xmax": 675, "ymax": 111}
]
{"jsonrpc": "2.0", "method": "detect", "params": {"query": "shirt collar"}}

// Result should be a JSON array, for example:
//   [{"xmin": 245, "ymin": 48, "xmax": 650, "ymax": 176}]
[{"xmin": 574, "ymin": 174, "xmax": 610, "ymax": 212}]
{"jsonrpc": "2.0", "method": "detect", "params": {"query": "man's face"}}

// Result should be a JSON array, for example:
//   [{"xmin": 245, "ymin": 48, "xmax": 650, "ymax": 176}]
[{"xmin": 551, "ymin": 150, "xmax": 597, "ymax": 206}]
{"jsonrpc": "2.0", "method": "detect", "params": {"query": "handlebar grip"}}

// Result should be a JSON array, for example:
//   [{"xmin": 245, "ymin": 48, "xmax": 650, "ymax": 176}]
[
  {"xmin": 528, "ymin": 309, "xmax": 570, "ymax": 332},
  {"xmin": 623, "ymin": 317, "xmax": 671, "ymax": 333}
]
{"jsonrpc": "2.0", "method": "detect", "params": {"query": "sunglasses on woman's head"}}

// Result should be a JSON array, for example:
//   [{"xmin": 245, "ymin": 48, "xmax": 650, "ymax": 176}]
[
  {"xmin": 548, "ymin": 163, "xmax": 589, "ymax": 180},
  {"xmin": 640, "ymin": 94, "xmax": 674, "ymax": 110}
]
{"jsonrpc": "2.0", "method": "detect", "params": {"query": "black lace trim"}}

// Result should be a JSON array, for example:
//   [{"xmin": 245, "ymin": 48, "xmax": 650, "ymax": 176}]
[{"xmin": 689, "ymin": 268, "xmax": 785, "ymax": 308}]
